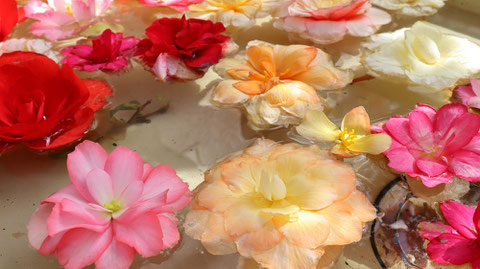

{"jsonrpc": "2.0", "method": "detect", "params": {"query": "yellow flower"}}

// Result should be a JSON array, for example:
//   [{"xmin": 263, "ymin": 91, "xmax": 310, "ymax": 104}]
[
  {"xmin": 184, "ymin": 139, "xmax": 377, "ymax": 269},
  {"xmin": 297, "ymin": 106, "xmax": 392, "ymax": 157},
  {"xmin": 211, "ymin": 40, "xmax": 352, "ymax": 130},
  {"xmin": 188, "ymin": 0, "xmax": 277, "ymax": 28}
]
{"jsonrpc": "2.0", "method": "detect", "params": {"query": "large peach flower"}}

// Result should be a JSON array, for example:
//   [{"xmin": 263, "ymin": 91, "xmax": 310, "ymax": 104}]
[
  {"xmin": 184, "ymin": 139, "xmax": 377, "ymax": 269},
  {"xmin": 211, "ymin": 40, "xmax": 352, "ymax": 130},
  {"xmin": 188, "ymin": 0, "xmax": 277, "ymax": 28},
  {"xmin": 370, "ymin": 0, "xmax": 446, "ymax": 17},
  {"xmin": 274, "ymin": 0, "xmax": 391, "ymax": 45}
]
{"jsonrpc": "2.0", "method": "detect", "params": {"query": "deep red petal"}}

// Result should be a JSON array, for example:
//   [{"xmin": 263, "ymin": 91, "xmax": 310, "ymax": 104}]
[
  {"xmin": 0, "ymin": 0, "xmax": 18, "ymax": 41},
  {"xmin": 82, "ymin": 79, "xmax": 113, "ymax": 112}
]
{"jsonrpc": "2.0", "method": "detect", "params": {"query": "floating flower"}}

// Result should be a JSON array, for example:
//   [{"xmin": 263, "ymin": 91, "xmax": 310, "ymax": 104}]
[
  {"xmin": 0, "ymin": 38, "xmax": 60, "ymax": 62},
  {"xmin": 184, "ymin": 139, "xmax": 376, "ymax": 269},
  {"xmin": 0, "ymin": 0, "xmax": 18, "ymax": 41},
  {"xmin": 363, "ymin": 21, "xmax": 480, "ymax": 92},
  {"xmin": 28, "ymin": 141, "xmax": 193, "ymax": 269},
  {"xmin": 297, "ymin": 107, "xmax": 392, "ymax": 158},
  {"xmin": 139, "ymin": 0, "xmax": 204, "ymax": 11},
  {"xmin": 61, "ymin": 29, "xmax": 138, "ymax": 72},
  {"xmin": 418, "ymin": 201, "xmax": 480, "ymax": 268},
  {"xmin": 24, "ymin": 0, "xmax": 113, "ymax": 41},
  {"xmin": 188, "ymin": 0, "xmax": 277, "ymax": 28},
  {"xmin": 211, "ymin": 40, "xmax": 351, "ymax": 130},
  {"xmin": 455, "ymin": 78, "xmax": 480, "ymax": 110},
  {"xmin": 273, "ymin": 0, "xmax": 391, "ymax": 45},
  {"xmin": 370, "ymin": 0, "xmax": 446, "ymax": 17},
  {"xmin": 375, "ymin": 103, "xmax": 480, "ymax": 188},
  {"xmin": 0, "ymin": 52, "xmax": 112, "ymax": 153},
  {"xmin": 135, "ymin": 16, "xmax": 234, "ymax": 81}
]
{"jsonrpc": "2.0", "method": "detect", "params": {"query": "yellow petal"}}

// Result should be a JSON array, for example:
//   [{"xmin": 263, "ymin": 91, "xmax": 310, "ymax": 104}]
[
  {"xmin": 330, "ymin": 144, "xmax": 358, "ymax": 158},
  {"xmin": 341, "ymin": 106, "xmax": 371, "ymax": 136},
  {"xmin": 347, "ymin": 133, "xmax": 392, "ymax": 155},
  {"xmin": 220, "ymin": 156, "xmax": 263, "ymax": 194},
  {"xmin": 343, "ymin": 191, "xmax": 377, "ymax": 223},
  {"xmin": 246, "ymin": 45, "xmax": 275, "ymax": 74},
  {"xmin": 296, "ymin": 109, "xmax": 340, "ymax": 142},
  {"xmin": 214, "ymin": 56, "xmax": 256, "ymax": 78},
  {"xmin": 236, "ymin": 221, "xmax": 284, "ymax": 255},
  {"xmin": 212, "ymin": 80, "xmax": 251, "ymax": 105},
  {"xmin": 274, "ymin": 210, "xmax": 330, "ymax": 249},
  {"xmin": 317, "ymin": 202, "xmax": 363, "ymax": 245},
  {"xmin": 259, "ymin": 171, "xmax": 287, "ymax": 201},
  {"xmin": 224, "ymin": 197, "xmax": 273, "ymax": 238},
  {"xmin": 274, "ymin": 45, "xmax": 318, "ymax": 78},
  {"xmin": 234, "ymin": 80, "xmax": 266, "ymax": 95},
  {"xmin": 196, "ymin": 180, "xmax": 238, "ymax": 212}
]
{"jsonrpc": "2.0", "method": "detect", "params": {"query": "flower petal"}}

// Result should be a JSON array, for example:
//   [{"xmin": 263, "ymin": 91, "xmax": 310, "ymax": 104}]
[
  {"xmin": 86, "ymin": 168, "xmax": 114, "ymax": 206},
  {"xmin": 440, "ymin": 201, "xmax": 477, "ymax": 240},
  {"xmin": 347, "ymin": 133, "xmax": 392, "ymax": 155},
  {"xmin": 157, "ymin": 214, "xmax": 180, "ymax": 249},
  {"xmin": 341, "ymin": 106, "xmax": 371, "ymax": 136},
  {"xmin": 415, "ymin": 157, "xmax": 448, "ymax": 177},
  {"xmin": 418, "ymin": 222, "xmax": 457, "ymax": 241},
  {"xmin": 427, "ymin": 233, "xmax": 480, "ymax": 265},
  {"xmin": 212, "ymin": 80, "xmax": 251, "ymax": 105},
  {"xmin": 408, "ymin": 110, "xmax": 435, "ymax": 150},
  {"xmin": 385, "ymin": 147, "xmax": 417, "ymax": 173},
  {"xmin": 28, "ymin": 203, "xmax": 54, "ymax": 250},
  {"xmin": 104, "ymin": 146, "xmax": 144, "ymax": 197},
  {"xmin": 450, "ymin": 150, "xmax": 480, "ymax": 181},
  {"xmin": 95, "ymin": 238, "xmax": 135, "ymax": 269},
  {"xmin": 296, "ymin": 109, "xmax": 340, "ymax": 142}
]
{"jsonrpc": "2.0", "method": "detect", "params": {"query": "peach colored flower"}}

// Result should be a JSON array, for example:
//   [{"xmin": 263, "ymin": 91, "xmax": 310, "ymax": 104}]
[
  {"xmin": 370, "ymin": 0, "xmax": 446, "ymax": 17},
  {"xmin": 297, "ymin": 107, "xmax": 392, "ymax": 158},
  {"xmin": 184, "ymin": 139, "xmax": 376, "ymax": 269},
  {"xmin": 274, "ymin": 0, "xmax": 391, "ymax": 45},
  {"xmin": 211, "ymin": 40, "xmax": 352, "ymax": 130},
  {"xmin": 27, "ymin": 141, "xmax": 193, "ymax": 269}
]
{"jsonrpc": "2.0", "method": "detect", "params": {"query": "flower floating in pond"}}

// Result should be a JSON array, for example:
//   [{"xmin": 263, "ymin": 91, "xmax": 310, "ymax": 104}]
[
  {"xmin": 0, "ymin": 52, "xmax": 112, "ymax": 153},
  {"xmin": 297, "ymin": 107, "xmax": 392, "ymax": 158},
  {"xmin": 135, "ymin": 16, "xmax": 234, "ymax": 82},
  {"xmin": 274, "ymin": 0, "xmax": 391, "ymax": 45},
  {"xmin": 211, "ymin": 40, "xmax": 351, "ymax": 130},
  {"xmin": 455, "ymin": 78, "xmax": 480, "ymax": 110},
  {"xmin": 24, "ymin": 0, "xmax": 113, "ymax": 41},
  {"xmin": 418, "ymin": 200, "xmax": 480, "ymax": 268},
  {"xmin": 184, "ymin": 139, "xmax": 376, "ymax": 269},
  {"xmin": 61, "ymin": 29, "xmax": 138, "ymax": 72},
  {"xmin": 375, "ymin": 103, "xmax": 480, "ymax": 188},
  {"xmin": 139, "ymin": 0, "xmax": 204, "ymax": 11},
  {"xmin": 188, "ymin": 0, "xmax": 277, "ymax": 28},
  {"xmin": 28, "ymin": 141, "xmax": 193, "ymax": 269},
  {"xmin": 0, "ymin": 38, "xmax": 60, "ymax": 62},
  {"xmin": 370, "ymin": 0, "xmax": 446, "ymax": 17},
  {"xmin": 0, "ymin": 0, "xmax": 18, "ymax": 41},
  {"xmin": 363, "ymin": 21, "xmax": 480, "ymax": 92}
]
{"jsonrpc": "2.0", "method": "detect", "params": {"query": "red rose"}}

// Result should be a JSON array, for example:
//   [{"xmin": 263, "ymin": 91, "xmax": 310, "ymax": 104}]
[
  {"xmin": 136, "ymin": 16, "xmax": 230, "ymax": 70},
  {"xmin": 0, "ymin": 52, "xmax": 112, "ymax": 153},
  {"xmin": 0, "ymin": 0, "xmax": 18, "ymax": 41}
]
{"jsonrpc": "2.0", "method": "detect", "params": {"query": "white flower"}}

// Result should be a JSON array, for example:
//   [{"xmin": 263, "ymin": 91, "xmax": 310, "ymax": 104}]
[
  {"xmin": 0, "ymin": 38, "xmax": 60, "ymax": 62},
  {"xmin": 362, "ymin": 21, "xmax": 480, "ymax": 92},
  {"xmin": 370, "ymin": 0, "xmax": 445, "ymax": 17}
]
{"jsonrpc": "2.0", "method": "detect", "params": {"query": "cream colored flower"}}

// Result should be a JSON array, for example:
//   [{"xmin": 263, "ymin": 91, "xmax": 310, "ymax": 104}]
[
  {"xmin": 362, "ymin": 21, "xmax": 480, "ymax": 92},
  {"xmin": 184, "ymin": 139, "xmax": 376, "ymax": 269},
  {"xmin": 370, "ymin": 0, "xmax": 445, "ymax": 17},
  {"xmin": 211, "ymin": 40, "xmax": 352, "ymax": 130},
  {"xmin": 188, "ymin": 0, "xmax": 277, "ymax": 28},
  {"xmin": 0, "ymin": 38, "xmax": 60, "ymax": 62},
  {"xmin": 297, "ymin": 107, "xmax": 392, "ymax": 158}
]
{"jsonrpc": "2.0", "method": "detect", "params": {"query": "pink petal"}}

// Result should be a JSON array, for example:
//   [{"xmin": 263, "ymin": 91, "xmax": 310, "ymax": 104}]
[
  {"xmin": 414, "ymin": 104, "xmax": 437, "ymax": 122},
  {"xmin": 418, "ymin": 222, "xmax": 457, "ymax": 241},
  {"xmin": 408, "ymin": 111, "xmax": 435, "ymax": 151},
  {"xmin": 142, "ymin": 165, "xmax": 190, "ymax": 205},
  {"xmin": 157, "ymin": 214, "xmax": 180, "ymax": 249},
  {"xmin": 471, "ymin": 78, "xmax": 480, "ymax": 97},
  {"xmin": 416, "ymin": 157, "xmax": 447, "ymax": 177},
  {"xmin": 67, "ymin": 141, "xmax": 109, "ymax": 203},
  {"xmin": 472, "ymin": 259, "xmax": 480, "ymax": 269},
  {"xmin": 159, "ymin": 191, "xmax": 194, "ymax": 213},
  {"xmin": 414, "ymin": 173, "xmax": 454, "ymax": 188},
  {"xmin": 57, "ymin": 227, "xmax": 113, "ymax": 269},
  {"xmin": 116, "ymin": 190, "xmax": 168, "ymax": 223},
  {"xmin": 464, "ymin": 135, "xmax": 480, "ymax": 155},
  {"xmin": 305, "ymin": 19, "xmax": 347, "ymax": 43},
  {"xmin": 442, "ymin": 113, "xmax": 480, "ymax": 154},
  {"xmin": 117, "ymin": 181, "xmax": 143, "ymax": 208},
  {"xmin": 86, "ymin": 168, "xmax": 114, "ymax": 205},
  {"xmin": 39, "ymin": 232, "xmax": 65, "ymax": 256},
  {"xmin": 385, "ymin": 117, "xmax": 415, "ymax": 146},
  {"xmin": 104, "ymin": 146, "xmax": 144, "ymax": 197},
  {"xmin": 345, "ymin": 15, "xmax": 376, "ymax": 37},
  {"xmin": 427, "ymin": 233, "xmax": 480, "ymax": 265},
  {"xmin": 456, "ymin": 85, "xmax": 477, "ymax": 106},
  {"xmin": 113, "ymin": 213, "xmax": 166, "ymax": 257},
  {"xmin": 441, "ymin": 201, "xmax": 477, "ymax": 240},
  {"xmin": 28, "ymin": 204, "xmax": 54, "ymax": 250},
  {"xmin": 43, "ymin": 184, "xmax": 86, "ymax": 205},
  {"xmin": 141, "ymin": 163, "xmax": 153, "ymax": 182},
  {"xmin": 434, "ymin": 103, "xmax": 468, "ymax": 139},
  {"xmin": 385, "ymin": 147, "xmax": 416, "ymax": 173},
  {"xmin": 72, "ymin": 0, "xmax": 93, "ymax": 22},
  {"xmin": 95, "ymin": 238, "xmax": 135, "ymax": 269},
  {"xmin": 473, "ymin": 201, "xmax": 480, "ymax": 236},
  {"xmin": 450, "ymin": 150, "xmax": 480, "ymax": 181}
]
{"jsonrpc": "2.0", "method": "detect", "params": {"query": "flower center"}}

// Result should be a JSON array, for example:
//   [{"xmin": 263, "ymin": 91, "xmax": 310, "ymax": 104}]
[
  {"xmin": 339, "ymin": 128, "xmax": 357, "ymax": 147},
  {"xmin": 104, "ymin": 198, "xmax": 123, "ymax": 213},
  {"xmin": 409, "ymin": 35, "xmax": 441, "ymax": 65},
  {"xmin": 258, "ymin": 171, "xmax": 287, "ymax": 201}
]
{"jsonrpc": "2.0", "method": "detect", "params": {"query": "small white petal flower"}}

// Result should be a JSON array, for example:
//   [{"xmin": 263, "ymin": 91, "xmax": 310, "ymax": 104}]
[{"xmin": 370, "ymin": 0, "xmax": 446, "ymax": 17}]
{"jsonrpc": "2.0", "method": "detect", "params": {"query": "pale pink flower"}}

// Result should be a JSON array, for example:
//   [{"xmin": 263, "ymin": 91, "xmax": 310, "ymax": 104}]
[
  {"xmin": 455, "ymin": 78, "xmax": 480, "ymax": 110},
  {"xmin": 139, "ymin": 0, "xmax": 204, "ymax": 12},
  {"xmin": 375, "ymin": 103, "xmax": 480, "ymax": 188},
  {"xmin": 274, "ymin": 0, "xmax": 391, "ymax": 44},
  {"xmin": 24, "ymin": 0, "xmax": 113, "ymax": 40},
  {"xmin": 418, "ymin": 201, "xmax": 480, "ymax": 268},
  {"xmin": 27, "ymin": 141, "xmax": 193, "ymax": 269}
]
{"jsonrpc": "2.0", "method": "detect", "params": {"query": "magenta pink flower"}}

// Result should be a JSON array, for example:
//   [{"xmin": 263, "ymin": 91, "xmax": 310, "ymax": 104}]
[
  {"xmin": 418, "ymin": 201, "xmax": 480, "ymax": 268},
  {"xmin": 375, "ymin": 103, "xmax": 480, "ymax": 187},
  {"xmin": 61, "ymin": 29, "xmax": 139, "ymax": 72},
  {"xmin": 455, "ymin": 78, "xmax": 480, "ymax": 110},
  {"xmin": 27, "ymin": 141, "xmax": 193, "ymax": 269},
  {"xmin": 138, "ymin": 0, "xmax": 204, "ymax": 11}
]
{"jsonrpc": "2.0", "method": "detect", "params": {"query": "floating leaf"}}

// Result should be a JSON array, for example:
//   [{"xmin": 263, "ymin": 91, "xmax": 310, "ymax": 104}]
[{"xmin": 109, "ymin": 101, "xmax": 141, "ymax": 118}]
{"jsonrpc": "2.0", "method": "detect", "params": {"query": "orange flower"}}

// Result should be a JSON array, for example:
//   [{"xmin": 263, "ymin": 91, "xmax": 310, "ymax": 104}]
[
  {"xmin": 211, "ymin": 41, "xmax": 352, "ymax": 130},
  {"xmin": 184, "ymin": 139, "xmax": 376, "ymax": 269}
]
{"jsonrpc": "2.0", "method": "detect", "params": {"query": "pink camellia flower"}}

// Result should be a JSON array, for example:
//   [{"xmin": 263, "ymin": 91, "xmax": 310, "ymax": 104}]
[
  {"xmin": 274, "ymin": 0, "xmax": 391, "ymax": 44},
  {"xmin": 61, "ymin": 29, "xmax": 139, "ymax": 72},
  {"xmin": 24, "ymin": 0, "xmax": 113, "ymax": 40},
  {"xmin": 455, "ymin": 78, "xmax": 480, "ymax": 110},
  {"xmin": 27, "ymin": 141, "xmax": 193, "ymax": 269},
  {"xmin": 139, "ymin": 0, "xmax": 204, "ymax": 11},
  {"xmin": 418, "ymin": 201, "xmax": 480, "ymax": 268},
  {"xmin": 375, "ymin": 103, "xmax": 480, "ymax": 188}
]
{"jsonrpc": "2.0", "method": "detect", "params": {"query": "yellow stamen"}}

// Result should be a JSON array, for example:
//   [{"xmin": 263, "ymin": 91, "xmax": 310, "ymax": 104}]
[
  {"xmin": 104, "ymin": 198, "xmax": 123, "ymax": 213},
  {"xmin": 338, "ymin": 128, "xmax": 357, "ymax": 147}
]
